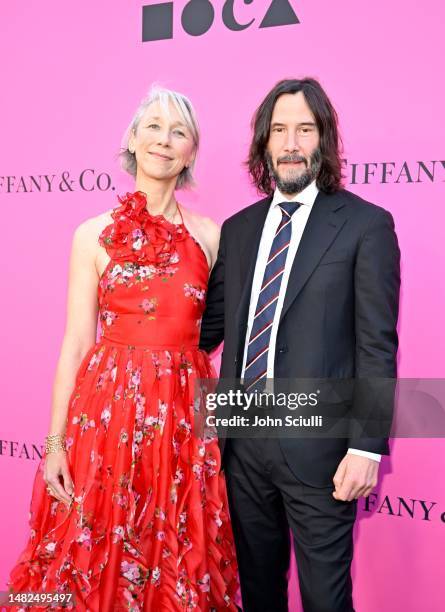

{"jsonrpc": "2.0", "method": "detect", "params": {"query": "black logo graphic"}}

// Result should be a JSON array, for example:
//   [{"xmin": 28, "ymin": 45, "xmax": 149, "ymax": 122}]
[
  {"xmin": 142, "ymin": 2, "xmax": 173, "ymax": 40},
  {"xmin": 182, "ymin": 0, "xmax": 215, "ymax": 36},
  {"xmin": 142, "ymin": 0, "xmax": 299, "ymax": 42},
  {"xmin": 260, "ymin": 0, "xmax": 299, "ymax": 29}
]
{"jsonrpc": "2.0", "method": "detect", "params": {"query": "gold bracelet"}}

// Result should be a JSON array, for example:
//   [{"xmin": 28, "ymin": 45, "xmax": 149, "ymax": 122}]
[{"xmin": 45, "ymin": 433, "xmax": 66, "ymax": 454}]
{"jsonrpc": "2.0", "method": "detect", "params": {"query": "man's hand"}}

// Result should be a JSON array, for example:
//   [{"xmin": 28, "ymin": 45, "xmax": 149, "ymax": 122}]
[{"xmin": 332, "ymin": 454, "xmax": 379, "ymax": 501}]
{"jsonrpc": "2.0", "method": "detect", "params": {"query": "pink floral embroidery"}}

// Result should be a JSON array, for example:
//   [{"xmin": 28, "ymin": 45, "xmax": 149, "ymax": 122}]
[
  {"xmin": 140, "ymin": 297, "xmax": 158, "ymax": 315},
  {"xmin": 184, "ymin": 283, "xmax": 206, "ymax": 304}
]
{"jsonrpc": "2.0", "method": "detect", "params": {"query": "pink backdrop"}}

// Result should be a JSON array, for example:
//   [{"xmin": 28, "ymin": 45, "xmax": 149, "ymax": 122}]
[{"xmin": 1, "ymin": 1, "xmax": 444, "ymax": 610}]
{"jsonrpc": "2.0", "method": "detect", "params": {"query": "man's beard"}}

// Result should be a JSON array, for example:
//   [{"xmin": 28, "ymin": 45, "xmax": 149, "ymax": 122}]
[{"xmin": 265, "ymin": 148, "xmax": 322, "ymax": 194}]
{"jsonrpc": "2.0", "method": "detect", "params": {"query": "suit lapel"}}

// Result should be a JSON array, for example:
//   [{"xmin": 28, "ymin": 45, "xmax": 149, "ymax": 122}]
[
  {"xmin": 235, "ymin": 196, "xmax": 272, "ymax": 333},
  {"xmin": 279, "ymin": 190, "xmax": 349, "ymax": 323}
]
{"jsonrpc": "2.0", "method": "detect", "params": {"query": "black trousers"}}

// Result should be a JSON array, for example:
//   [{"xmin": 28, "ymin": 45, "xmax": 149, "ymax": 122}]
[{"xmin": 224, "ymin": 438, "xmax": 357, "ymax": 612}]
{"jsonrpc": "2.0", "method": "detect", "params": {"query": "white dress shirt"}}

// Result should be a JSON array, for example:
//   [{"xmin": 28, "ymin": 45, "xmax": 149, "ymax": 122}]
[{"xmin": 241, "ymin": 181, "xmax": 381, "ymax": 463}]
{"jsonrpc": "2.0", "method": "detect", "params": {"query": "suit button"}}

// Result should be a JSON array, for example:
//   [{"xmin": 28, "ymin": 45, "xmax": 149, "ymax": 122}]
[
  {"xmin": 277, "ymin": 346, "xmax": 288, "ymax": 354},
  {"xmin": 234, "ymin": 356, "xmax": 238, "ymax": 364}
]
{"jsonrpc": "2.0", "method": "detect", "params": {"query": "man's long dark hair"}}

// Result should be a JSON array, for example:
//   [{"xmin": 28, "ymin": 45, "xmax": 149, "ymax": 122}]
[{"xmin": 247, "ymin": 78, "xmax": 344, "ymax": 195}]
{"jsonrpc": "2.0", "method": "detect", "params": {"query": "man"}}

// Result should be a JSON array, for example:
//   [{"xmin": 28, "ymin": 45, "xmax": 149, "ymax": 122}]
[{"xmin": 200, "ymin": 78, "xmax": 400, "ymax": 611}]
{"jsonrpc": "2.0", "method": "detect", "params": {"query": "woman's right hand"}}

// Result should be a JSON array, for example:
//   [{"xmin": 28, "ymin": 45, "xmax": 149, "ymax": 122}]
[{"xmin": 44, "ymin": 451, "xmax": 74, "ymax": 507}]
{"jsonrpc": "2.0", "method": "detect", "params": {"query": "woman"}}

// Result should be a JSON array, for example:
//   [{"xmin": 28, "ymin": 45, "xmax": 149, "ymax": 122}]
[{"xmin": 7, "ymin": 86, "xmax": 238, "ymax": 611}]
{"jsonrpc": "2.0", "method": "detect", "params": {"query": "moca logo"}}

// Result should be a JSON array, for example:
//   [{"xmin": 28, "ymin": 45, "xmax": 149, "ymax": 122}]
[{"xmin": 142, "ymin": 0, "xmax": 299, "ymax": 41}]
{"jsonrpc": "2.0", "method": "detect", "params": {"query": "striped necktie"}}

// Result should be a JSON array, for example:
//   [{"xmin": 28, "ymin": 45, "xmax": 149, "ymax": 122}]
[{"xmin": 244, "ymin": 201, "xmax": 301, "ymax": 391}]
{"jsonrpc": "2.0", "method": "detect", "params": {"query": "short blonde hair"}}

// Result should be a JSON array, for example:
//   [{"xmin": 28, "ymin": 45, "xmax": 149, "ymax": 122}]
[{"xmin": 120, "ymin": 85, "xmax": 200, "ymax": 189}]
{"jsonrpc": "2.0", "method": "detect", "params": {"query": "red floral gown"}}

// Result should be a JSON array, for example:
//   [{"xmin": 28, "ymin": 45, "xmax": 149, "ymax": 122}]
[{"xmin": 7, "ymin": 192, "xmax": 238, "ymax": 611}]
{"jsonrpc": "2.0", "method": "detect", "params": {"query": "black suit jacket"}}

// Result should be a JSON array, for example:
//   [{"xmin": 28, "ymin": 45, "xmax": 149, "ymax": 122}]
[{"xmin": 199, "ymin": 189, "xmax": 401, "ymax": 487}]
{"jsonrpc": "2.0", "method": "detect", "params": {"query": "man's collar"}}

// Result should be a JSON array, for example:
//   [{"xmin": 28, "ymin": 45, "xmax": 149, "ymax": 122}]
[{"xmin": 271, "ymin": 180, "xmax": 319, "ymax": 209}]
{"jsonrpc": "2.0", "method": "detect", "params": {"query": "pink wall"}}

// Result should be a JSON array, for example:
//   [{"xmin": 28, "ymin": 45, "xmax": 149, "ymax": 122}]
[{"xmin": 1, "ymin": 1, "xmax": 444, "ymax": 610}]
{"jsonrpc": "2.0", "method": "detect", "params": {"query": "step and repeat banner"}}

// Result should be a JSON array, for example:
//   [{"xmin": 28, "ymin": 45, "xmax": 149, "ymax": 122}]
[{"xmin": 1, "ymin": 1, "xmax": 444, "ymax": 610}]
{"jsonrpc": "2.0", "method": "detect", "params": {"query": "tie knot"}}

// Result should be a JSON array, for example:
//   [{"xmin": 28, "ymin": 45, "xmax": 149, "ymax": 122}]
[{"xmin": 279, "ymin": 201, "xmax": 301, "ymax": 217}]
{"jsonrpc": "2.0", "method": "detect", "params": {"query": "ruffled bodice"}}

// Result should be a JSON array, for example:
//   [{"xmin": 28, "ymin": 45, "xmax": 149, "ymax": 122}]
[{"xmin": 97, "ymin": 191, "xmax": 209, "ymax": 348}]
